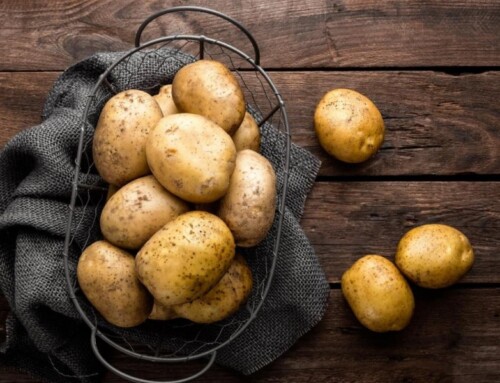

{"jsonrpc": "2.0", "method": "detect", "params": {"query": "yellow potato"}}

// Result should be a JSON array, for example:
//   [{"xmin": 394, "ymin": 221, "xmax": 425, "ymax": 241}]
[
  {"xmin": 93, "ymin": 90, "xmax": 163, "ymax": 186},
  {"xmin": 173, "ymin": 254, "xmax": 253, "ymax": 323},
  {"xmin": 146, "ymin": 113, "xmax": 236, "ymax": 203},
  {"xmin": 232, "ymin": 112, "xmax": 261, "ymax": 152},
  {"xmin": 77, "ymin": 241, "xmax": 153, "ymax": 328},
  {"xmin": 148, "ymin": 301, "xmax": 178, "ymax": 321},
  {"xmin": 136, "ymin": 211, "xmax": 235, "ymax": 306},
  {"xmin": 314, "ymin": 88, "xmax": 385, "ymax": 163},
  {"xmin": 172, "ymin": 59, "xmax": 246, "ymax": 135},
  {"xmin": 154, "ymin": 85, "xmax": 178, "ymax": 116},
  {"xmin": 395, "ymin": 224, "xmax": 474, "ymax": 288},
  {"xmin": 341, "ymin": 255, "xmax": 414, "ymax": 333},
  {"xmin": 100, "ymin": 175, "xmax": 190, "ymax": 249},
  {"xmin": 218, "ymin": 150, "xmax": 276, "ymax": 247}
]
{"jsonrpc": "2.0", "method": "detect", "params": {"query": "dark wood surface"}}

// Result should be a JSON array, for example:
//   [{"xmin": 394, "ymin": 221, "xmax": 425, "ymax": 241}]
[{"xmin": 1, "ymin": 1, "xmax": 499, "ymax": 382}]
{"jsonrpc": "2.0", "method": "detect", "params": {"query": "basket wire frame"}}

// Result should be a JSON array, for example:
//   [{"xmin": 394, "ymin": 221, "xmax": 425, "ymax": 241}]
[{"xmin": 62, "ymin": 6, "xmax": 291, "ymax": 383}]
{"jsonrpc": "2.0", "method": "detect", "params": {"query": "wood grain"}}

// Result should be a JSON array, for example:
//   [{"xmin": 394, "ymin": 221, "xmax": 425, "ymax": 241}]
[
  {"xmin": 0, "ymin": 0, "xmax": 499, "ymax": 70},
  {"xmin": 1, "ymin": 71, "xmax": 499, "ymax": 176},
  {"xmin": 305, "ymin": 181, "xmax": 500, "ymax": 284},
  {"xmin": 1, "ymin": 289, "xmax": 499, "ymax": 382}
]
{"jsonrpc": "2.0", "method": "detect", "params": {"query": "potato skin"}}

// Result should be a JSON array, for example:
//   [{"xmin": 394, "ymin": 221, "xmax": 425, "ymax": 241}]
[
  {"xmin": 232, "ymin": 112, "xmax": 261, "ymax": 152},
  {"xmin": 93, "ymin": 90, "xmax": 163, "ymax": 186},
  {"xmin": 218, "ymin": 150, "xmax": 276, "ymax": 247},
  {"xmin": 136, "ymin": 211, "xmax": 235, "ymax": 306},
  {"xmin": 173, "ymin": 254, "xmax": 253, "ymax": 323},
  {"xmin": 395, "ymin": 224, "xmax": 474, "ymax": 288},
  {"xmin": 314, "ymin": 88, "xmax": 384, "ymax": 163},
  {"xmin": 154, "ymin": 85, "xmax": 178, "ymax": 116},
  {"xmin": 148, "ymin": 301, "xmax": 178, "ymax": 321},
  {"xmin": 100, "ymin": 175, "xmax": 189, "ymax": 249},
  {"xmin": 77, "ymin": 241, "xmax": 153, "ymax": 328},
  {"xmin": 341, "ymin": 255, "xmax": 414, "ymax": 333},
  {"xmin": 172, "ymin": 60, "xmax": 246, "ymax": 135},
  {"xmin": 146, "ymin": 113, "xmax": 236, "ymax": 203}
]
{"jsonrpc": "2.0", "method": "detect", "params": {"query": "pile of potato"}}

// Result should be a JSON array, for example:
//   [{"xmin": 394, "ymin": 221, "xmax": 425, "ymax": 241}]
[{"xmin": 77, "ymin": 59, "xmax": 277, "ymax": 328}]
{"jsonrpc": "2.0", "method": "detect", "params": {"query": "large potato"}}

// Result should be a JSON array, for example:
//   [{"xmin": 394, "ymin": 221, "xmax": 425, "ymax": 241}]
[
  {"xmin": 172, "ymin": 59, "xmax": 246, "ymax": 135},
  {"xmin": 77, "ymin": 241, "xmax": 153, "ymax": 328},
  {"xmin": 314, "ymin": 88, "xmax": 385, "ymax": 163},
  {"xmin": 136, "ymin": 211, "xmax": 235, "ymax": 306},
  {"xmin": 341, "ymin": 255, "xmax": 414, "ymax": 332},
  {"xmin": 146, "ymin": 113, "xmax": 236, "ymax": 203},
  {"xmin": 232, "ymin": 112, "xmax": 261, "ymax": 152},
  {"xmin": 154, "ymin": 85, "xmax": 178, "ymax": 117},
  {"xmin": 218, "ymin": 150, "xmax": 276, "ymax": 247},
  {"xmin": 395, "ymin": 224, "xmax": 474, "ymax": 288},
  {"xmin": 100, "ymin": 175, "xmax": 189, "ymax": 249},
  {"xmin": 173, "ymin": 254, "xmax": 253, "ymax": 323},
  {"xmin": 93, "ymin": 90, "xmax": 163, "ymax": 186}
]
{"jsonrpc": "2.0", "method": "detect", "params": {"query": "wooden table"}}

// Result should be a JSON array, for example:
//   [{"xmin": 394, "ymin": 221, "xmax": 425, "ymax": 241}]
[{"xmin": 1, "ymin": 1, "xmax": 499, "ymax": 382}]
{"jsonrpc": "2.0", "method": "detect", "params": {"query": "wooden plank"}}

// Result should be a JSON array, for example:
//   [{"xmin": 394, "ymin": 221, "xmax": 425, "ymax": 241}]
[
  {"xmin": 1, "ymin": 289, "xmax": 499, "ymax": 382},
  {"xmin": 305, "ymin": 181, "xmax": 500, "ymax": 284},
  {"xmin": 0, "ymin": 0, "xmax": 499, "ymax": 70},
  {"xmin": 1, "ymin": 71, "xmax": 499, "ymax": 176}
]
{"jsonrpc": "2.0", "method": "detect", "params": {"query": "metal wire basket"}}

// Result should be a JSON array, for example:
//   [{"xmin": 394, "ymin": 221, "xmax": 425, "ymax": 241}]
[{"xmin": 63, "ymin": 6, "xmax": 290, "ymax": 383}]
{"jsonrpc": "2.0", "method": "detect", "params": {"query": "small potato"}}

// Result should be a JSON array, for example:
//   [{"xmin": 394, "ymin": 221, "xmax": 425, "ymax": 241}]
[
  {"xmin": 136, "ymin": 211, "xmax": 235, "ymax": 306},
  {"xmin": 218, "ymin": 150, "xmax": 276, "ymax": 247},
  {"xmin": 148, "ymin": 301, "xmax": 178, "ymax": 321},
  {"xmin": 314, "ymin": 88, "xmax": 384, "ymax": 163},
  {"xmin": 100, "ymin": 175, "xmax": 189, "ymax": 249},
  {"xmin": 395, "ymin": 224, "xmax": 474, "ymax": 288},
  {"xmin": 172, "ymin": 59, "xmax": 246, "ymax": 135},
  {"xmin": 232, "ymin": 112, "xmax": 261, "ymax": 152},
  {"xmin": 341, "ymin": 255, "xmax": 415, "ymax": 332},
  {"xmin": 173, "ymin": 254, "xmax": 253, "ymax": 323},
  {"xmin": 154, "ymin": 85, "xmax": 178, "ymax": 116},
  {"xmin": 93, "ymin": 90, "xmax": 163, "ymax": 186},
  {"xmin": 77, "ymin": 241, "xmax": 153, "ymax": 328},
  {"xmin": 146, "ymin": 113, "xmax": 236, "ymax": 203}
]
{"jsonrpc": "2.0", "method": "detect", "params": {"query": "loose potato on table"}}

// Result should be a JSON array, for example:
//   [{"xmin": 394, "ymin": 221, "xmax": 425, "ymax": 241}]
[
  {"xmin": 172, "ymin": 59, "xmax": 246, "ymax": 135},
  {"xmin": 395, "ymin": 224, "xmax": 474, "ymax": 288},
  {"xmin": 146, "ymin": 113, "xmax": 236, "ymax": 203},
  {"xmin": 218, "ymin": 149, "xmax": 277, "ymax": 247},
  {"xmin": 173, "ymin": 254, "xmax": 253, "ymax": 323},
  {"xmin": 232, "ymin": 112, "xmax": 261, "ymax": 152},
  {"xmin": 77, "ymin": 241, "xmax": 153, "ymax": 328},
  {"xmin": 92, "ymin": 89, "xmax": 163, "ymax": 186},
  {"xmin": 154, "ymin": 84, "xmax": 178, "ymax": 117},
  {"xmin": 341, "ymin": 255, "xmax": 415, "ymax": 333},
  {"xmin": 100, "ymin": 175, "xmax": 189, "ymax": 250},
  {"xmin": 314, "ymin": 88, "xmax": 385, "ymax": 163},
  {"xmin": 136, "ymin": 211, "xmax": 235, "ymax": 307}
]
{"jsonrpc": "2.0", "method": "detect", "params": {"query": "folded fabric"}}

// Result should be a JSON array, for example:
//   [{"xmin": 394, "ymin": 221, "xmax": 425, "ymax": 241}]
[{"xmin": 0, "ymin": 49, "xmax": 329, "ymax": 382}]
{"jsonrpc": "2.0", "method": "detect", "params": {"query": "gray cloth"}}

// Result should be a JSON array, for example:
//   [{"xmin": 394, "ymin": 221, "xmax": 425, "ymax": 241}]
[{"xmin": 0, "ymin": 49, "xmax": 329, "ymax": 382}]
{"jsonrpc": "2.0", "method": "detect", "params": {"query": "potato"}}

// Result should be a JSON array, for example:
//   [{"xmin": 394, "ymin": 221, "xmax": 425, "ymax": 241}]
[
  {"xmin": 395, "ymin": 224, "xmax": 474, "ymax": 288},
  {"xmin": 154, "ymin": 85, "xmax": 178, "ymax": 116},
  {"xmin": 136, "ymin": 211, "xmax": 235, "ymax": 306},
  {"xmin": 148, "ymin": 301, "xmax": 178, "ymax": 321},
  {"xmin": 314, "ymin": 88, "xmax": 385, "ymax": 163},
  {"xmin": 341, "ymin": 255, "xmax": 414, "ymax": 332},
  {"xmin": 172, "ymin": 59, "xmax": 246, "ymax": 135},
  {"xmin": 173, "ymin": 254, "xmax": 253, "ymax": 323},
  {"xmin": 93, "ymin": 90, "xmax": 163, "ymax": 186},
  {"xmin": 77, "ymin": 241, "xmax": 153, "ymax": 328},
  {"xmin": 100, "ymin": 175, "xmax": 189, "ymax": 249},
  {"xmin": 232, "ymin": 112, "xmax": 261, "ymax": 152},
  {"xmin": 146, "ymin": 113, "xmax": 236, "ymax": 203},
  {"xmin": 218, "ymin": 150, "xmax": 276, "ymax": 247}
]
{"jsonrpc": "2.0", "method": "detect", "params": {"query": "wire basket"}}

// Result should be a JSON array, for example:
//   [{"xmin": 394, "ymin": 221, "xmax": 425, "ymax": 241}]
[{"xmin": 63, "ymin": 6, "xmax": 290, "ymax": 383}]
